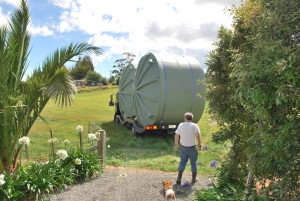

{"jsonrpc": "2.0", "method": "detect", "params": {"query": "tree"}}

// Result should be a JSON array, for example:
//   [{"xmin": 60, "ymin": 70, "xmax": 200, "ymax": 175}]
[
  {"xmin": 206, "ymin": 0, "xmax": 299, "ymax": 199},
  {"xmin": 0, "ymin": 0, "xmax": 102, "ymax": 173},
  {"xmin": 100, "ymin": 77, "xmax": 108, "ymax": 85},
  {"xmin": 69, "ymin": 55, "xmax": 95, "ymax": 79},
  {"xmin": 85, "ymin": 70, "xmax": 102, "ymax": 82},
  {"xmin": 112, "ymin": 52, "xmax": 136, "ymax": 76}
]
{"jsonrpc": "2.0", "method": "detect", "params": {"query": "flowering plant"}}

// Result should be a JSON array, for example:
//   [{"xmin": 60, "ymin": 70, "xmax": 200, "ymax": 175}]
[
  {"xmin": 88, "ymin": 133, "xmax": 97, "ymax": 141},
  {"xmin": 74, "ymin": 158, "xmax": 81, "ymax": 165},
  {"xmin": 18, "ymin": 136, "xmax": 30, "ymax": 146},
  {"xmin": 76, "ymin": 125, "xmax": 83, "ymax": 133},
  {"xmin": 95, "ymin": 131, "xmax": 101, "ymax": 139},
  {"xmin": 0, "ymin": 174, "xmax": 5, "ymax": 186},
  {"xmin": 48, "ymin": 138, "xmax": 59, "ymax": 144},
  {"xmin": 56, "ymin": 149, "xmax": 68, "ymax": 160}
]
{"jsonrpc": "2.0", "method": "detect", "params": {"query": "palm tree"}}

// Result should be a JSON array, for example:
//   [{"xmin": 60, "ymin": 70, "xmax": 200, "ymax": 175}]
[{"xmin": 0, "ymin": 0, "xmax": 102, "ymax": 173}]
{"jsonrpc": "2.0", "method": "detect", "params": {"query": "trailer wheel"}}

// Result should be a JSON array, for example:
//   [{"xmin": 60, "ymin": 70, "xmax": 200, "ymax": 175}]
[
  {"xmin": 114, "ymin": 116, "xmax": 119, "ymax": 123},
  {"xmin": 132, "ymin": 126, "xmax": 145, "ymax": 136},
  {"xmin": 131, "ymin": 126, "xmax": 137, "ymax": 135}
]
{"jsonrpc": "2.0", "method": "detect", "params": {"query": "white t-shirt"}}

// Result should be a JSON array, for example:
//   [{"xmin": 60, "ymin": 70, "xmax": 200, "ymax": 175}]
[{"xmin": 175, "ymin": 122, "xmax": 200, "ymax": 147}]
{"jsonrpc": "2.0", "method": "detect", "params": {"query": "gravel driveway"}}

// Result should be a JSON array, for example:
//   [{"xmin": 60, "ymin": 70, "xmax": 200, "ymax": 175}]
[{"xmin": 51, "ymin": 166, "xmax": 211, "ymax": 201}]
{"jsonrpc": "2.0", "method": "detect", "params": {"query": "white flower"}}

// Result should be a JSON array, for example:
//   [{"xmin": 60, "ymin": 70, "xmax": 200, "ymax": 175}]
[
  {"xmin": 18, "ymin": 136, "xmax": 30, "ymax": 146},
  {"xmin": 95, "ymin": 131, "xmax": 101, "ymax": 139},
  {"xmin": 88, "ymin": 133, "xmax": 97, "ymax": 141},
  {"xmin": 0, "ymin": 174, "xmax": 5, "ymax": 186},
  {"xmin": 63, "ymin": 139, "xmax": 70, "ymax": 144},
  {"xmin": 56, "ymin": 149, "xmax": 68, "ymax": 160},
  {"xmin": 74, "ymin": 158, "xmax": 81, "ymax": 165},
  {"xmin": 48, "ymin": 138, "xmax": 58, "ymax": 144},
  {"xmin": 107, "ymin": 145, "xmax": 110, "ymax": 148},
  {"xmin": 76, "ymin": 125, "xmax": 83, "ymax": 132}
]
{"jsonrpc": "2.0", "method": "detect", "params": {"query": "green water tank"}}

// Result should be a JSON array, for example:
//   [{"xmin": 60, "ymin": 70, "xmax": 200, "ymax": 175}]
[
  {"xmin": 118, "ymin": 64, "xmax": 136, "ymax": 118},
  {"xmin": 133, "ymin": 52, "xmax": 206, "ymax": 127}
]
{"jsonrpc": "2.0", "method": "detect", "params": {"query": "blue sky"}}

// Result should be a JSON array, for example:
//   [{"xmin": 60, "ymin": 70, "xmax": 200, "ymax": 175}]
[{"xmin": 0, "ymin": 0, "xmax": 241, "ymax": 79}]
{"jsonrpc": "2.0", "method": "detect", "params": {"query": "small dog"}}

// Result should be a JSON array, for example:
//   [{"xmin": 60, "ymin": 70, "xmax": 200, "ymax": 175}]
[{"xmin": 162, "ymin": 180, "xmax": 176, "ymax": 201}]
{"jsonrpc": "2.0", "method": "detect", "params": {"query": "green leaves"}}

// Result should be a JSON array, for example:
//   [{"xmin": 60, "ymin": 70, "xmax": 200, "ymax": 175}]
[
  {"xmin": 0, "ymin": 0, "xmax": 103, "ymax": 174},
  {"xmin": 206, "ymin": 0, "xmax": 300, "ymax": 199},
  {"xmin": 0, "ymin": 150, "xmax": 102, "ymax": 200}
]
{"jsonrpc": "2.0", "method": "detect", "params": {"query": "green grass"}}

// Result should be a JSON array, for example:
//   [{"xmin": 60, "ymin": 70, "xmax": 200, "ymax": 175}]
[{"xmin": 27, "ymin": 86, "xmax": 227, "ymax": 175}]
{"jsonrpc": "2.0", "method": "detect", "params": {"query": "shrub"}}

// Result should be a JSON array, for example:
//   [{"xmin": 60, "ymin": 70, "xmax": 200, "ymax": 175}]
[
  {"xmin": 0, "ymin": 149, "xmax": 102, "ymax": 200},
  {"xmin": 61, "ymin": 148, "xmax": 102, "ymax": 181}
]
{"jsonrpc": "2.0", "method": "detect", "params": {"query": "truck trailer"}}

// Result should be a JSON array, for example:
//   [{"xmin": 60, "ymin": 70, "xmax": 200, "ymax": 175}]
[{"xmin": 110, "ymin": 52, "xmax": 206, "ymax": 135}]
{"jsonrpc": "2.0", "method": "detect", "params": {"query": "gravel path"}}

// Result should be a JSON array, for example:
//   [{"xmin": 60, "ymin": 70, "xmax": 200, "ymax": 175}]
[{"xmin": 51, "ymin": 166, "xmax": 211, "ymax": 201}]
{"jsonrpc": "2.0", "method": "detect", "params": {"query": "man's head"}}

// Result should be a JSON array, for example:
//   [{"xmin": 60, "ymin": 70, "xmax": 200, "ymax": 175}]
[{"xmin": 184, "ymin": 112, "xmax": 193, "ymax": 122}]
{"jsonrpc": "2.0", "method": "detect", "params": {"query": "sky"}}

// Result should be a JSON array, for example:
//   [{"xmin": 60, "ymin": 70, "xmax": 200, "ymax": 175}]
[{"xmin": 0, "ymin": 0, "xmax": 242, "ymax": 79}]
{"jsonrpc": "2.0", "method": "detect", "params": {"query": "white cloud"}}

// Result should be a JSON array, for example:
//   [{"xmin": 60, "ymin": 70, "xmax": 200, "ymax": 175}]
[
  {"xmin": 0, "ymin": 0, "xmax": 19, "ymax": 7},
  {"xmin": 48, "ymin": 0, "xmax": 238, "ymax": 76},
  {"xmin": 52, "ymin": 0, "xmax": 72, "ymax": 9},
  {"xmin": 54, "ymin": 0, "xmax": 234, "ymax": 53},
  {"xmin": 28, "ymin": 23, "xmax": 54, "ymax": 36}
]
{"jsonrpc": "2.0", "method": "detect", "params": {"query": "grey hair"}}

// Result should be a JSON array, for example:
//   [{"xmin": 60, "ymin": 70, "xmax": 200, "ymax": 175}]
[{"xmin": 184, "ymin": 112, "xmax": 193, "ymax": 121}]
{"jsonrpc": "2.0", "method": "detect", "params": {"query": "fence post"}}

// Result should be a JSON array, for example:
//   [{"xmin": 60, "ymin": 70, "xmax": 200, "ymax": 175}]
[
  {"xmin": 50, "ymin": 129, "xmax": 55, "ymax": 157},
  {"xmin": 97, "ymin": 130, "xmax": 106, "ymax": 164},
  {"xmin": 79, "ymin": 131, "xmax": 83, "ymax": 150}
]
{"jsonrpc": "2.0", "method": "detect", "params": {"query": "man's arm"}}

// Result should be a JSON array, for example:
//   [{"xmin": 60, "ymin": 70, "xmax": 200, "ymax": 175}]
[
  {"xmin": 196, "ymin": 132, "xmax": 201, "ymax": 149},
  {"xmin": 174, "ymin": 133, "xmax": 180, "ymax": 148}
]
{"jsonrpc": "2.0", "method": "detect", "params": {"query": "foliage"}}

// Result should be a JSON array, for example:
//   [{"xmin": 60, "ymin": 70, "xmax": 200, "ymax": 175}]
[
  {"xmin": 0, "ymin": 0, "xmax": 102, "ymax": 173},
  {"xmin": 69, "ymin": 65, "xmax": 91, "ymax": 80},
  {"xmin": 0, "ymin": 149, "xmax": 102, "ymax": 200},
  {"xmin": 85, "ymin": 70, "xmax": 102, "ymax": 82},
  {"xmin": 69, "ymin": 56, "xmax": 95, "ymax": 80},
  {"xmin": 61, "ymin": 148, "xmax": 102, "ymax": 181},
  {"xmin": 206, "ymin": 0, "xmax": 300, "ymax": 199},
  {"xmin": 112, "ymin": 52, "xmax": 136, "ymax": 84},
  {"xmin": 100, "ymin": 77, "xmax": 108, "ymax": 85},
  {"xmin": 195, "ymin": 182, "xmax": 244, "ymax": 201}
]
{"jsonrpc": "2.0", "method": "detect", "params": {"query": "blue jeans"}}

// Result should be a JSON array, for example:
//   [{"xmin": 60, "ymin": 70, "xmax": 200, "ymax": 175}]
[{"xmin": 178, "ymin": 146, "xmax": 198, "ymax": 172}]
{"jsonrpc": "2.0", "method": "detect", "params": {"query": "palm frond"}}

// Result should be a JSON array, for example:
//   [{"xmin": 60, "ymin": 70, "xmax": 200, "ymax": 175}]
[{"xmin": 42, "ymin": 67, "xmax": 77, "ymax": 107}]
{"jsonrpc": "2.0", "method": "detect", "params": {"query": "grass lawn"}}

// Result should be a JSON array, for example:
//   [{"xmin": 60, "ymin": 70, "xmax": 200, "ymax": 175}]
[{"xmin": 27, "ymin": 86, "xmax": 227, "ymax": 176}]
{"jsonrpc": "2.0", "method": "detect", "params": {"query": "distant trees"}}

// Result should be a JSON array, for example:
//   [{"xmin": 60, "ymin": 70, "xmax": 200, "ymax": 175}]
[
  {"xmin": 112, "ymin": 52, "xmax": 136, "ymax": 85},
  {"xmin": 86, "ymin": 71, "xmax": 102, "ymax": 82},
  {"xmin": 69, "ymin": 56, "xmax": 107, "ymax": 85},
  {"xmin": 69, "ymin": 56, "xmax": 94, "ymax": 80},
  {"xmin": 206, "ymin": 0, "xmax": 299, "ymax": 199}
]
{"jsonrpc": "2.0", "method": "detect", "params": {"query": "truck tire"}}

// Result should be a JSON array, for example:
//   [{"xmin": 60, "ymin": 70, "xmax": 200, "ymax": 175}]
[
  {"xmin": 114, "ymin": 116, "xmax": 119, "ymax": 123},
  {"xmin": 132, "ymin": 126, "xmax": 145, "ymax": 136}
]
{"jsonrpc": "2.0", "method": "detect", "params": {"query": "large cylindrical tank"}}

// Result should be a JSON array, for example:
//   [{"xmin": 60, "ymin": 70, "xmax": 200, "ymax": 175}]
[
  {"xmin": 118, "ymin": 63, "xmax": 136, "ymax": 119},
  {"xmin": 133, "ymin": 52, "xmax": 206, "ymax": 127}
]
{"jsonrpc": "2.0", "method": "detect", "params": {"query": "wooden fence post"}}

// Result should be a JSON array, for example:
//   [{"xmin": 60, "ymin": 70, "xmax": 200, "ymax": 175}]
[
  {"xmin": 50, "ymin": 129, "xmax": 55, "ymax": 157},
  {"xmin": 97, "ymin": 130, "xmax": 106, "ymax": 164},
  {"xmin": 79, "ymin": 131, "xmax": 83, "ymax": 150}
]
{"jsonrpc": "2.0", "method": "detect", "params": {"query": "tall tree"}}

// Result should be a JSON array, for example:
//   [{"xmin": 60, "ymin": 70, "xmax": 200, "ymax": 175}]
[
  {"xmin": 85, "ymin": 70, "xmax": 102, "ymax": 82},
  {"xmin": 112, "ymin": 52, "xmax": 136, "ymax": 84},
  {"xmin": 206, "ymin": 0, "xmax": 300, "ymax": 199},
  {"xmin": 0, "ymin": 0, "xmax": 102, "ymax": 173},
  {"xmin": 70, "ymin": 55, "xmax": 95, "ymax": 79}
]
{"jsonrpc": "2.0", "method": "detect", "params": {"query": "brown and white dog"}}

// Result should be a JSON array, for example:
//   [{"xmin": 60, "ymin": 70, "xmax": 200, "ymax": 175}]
[{"xmin": 162, "ymin": 180, "xmax": 176, "ymax": 201}]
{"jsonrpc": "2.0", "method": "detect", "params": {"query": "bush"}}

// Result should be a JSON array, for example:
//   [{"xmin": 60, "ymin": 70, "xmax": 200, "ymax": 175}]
[
  {"xmin": 0, "ymin": 149, "xmax": 102, "ymax": 200},
  {"xmin": 61, "ymin": 148, "xmax": 102, "ymax": 181},
  {"xmin": 195, "ymin": 182, "xmax": 244, "ymax": 201}
]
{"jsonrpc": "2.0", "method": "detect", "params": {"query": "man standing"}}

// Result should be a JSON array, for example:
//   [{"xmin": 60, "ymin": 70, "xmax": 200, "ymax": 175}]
[{"xmin": 174, "ymin": 112, "xmax": 201, "ymax": 185}]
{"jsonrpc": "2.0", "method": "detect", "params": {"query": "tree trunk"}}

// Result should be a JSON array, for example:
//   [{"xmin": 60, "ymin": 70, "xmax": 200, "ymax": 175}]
[
  {"xmin": 243, "ymin": 167, "xmax": 254, "ymax": 200},
  {"xmin": 243, "ymin": 119, "xmax": 262, "ymax": 200}
]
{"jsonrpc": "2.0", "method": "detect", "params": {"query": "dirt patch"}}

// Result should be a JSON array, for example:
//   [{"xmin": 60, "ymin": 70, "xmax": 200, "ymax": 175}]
[{"xmin": 51, "ymin": 166, "xmax": 211, "ymax": 201}]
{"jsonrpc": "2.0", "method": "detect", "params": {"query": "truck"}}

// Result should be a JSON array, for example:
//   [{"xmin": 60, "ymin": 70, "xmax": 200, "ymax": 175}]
[{"xmin": 110, "ymin": 52, "xmax": 206, "ymax": 135}]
